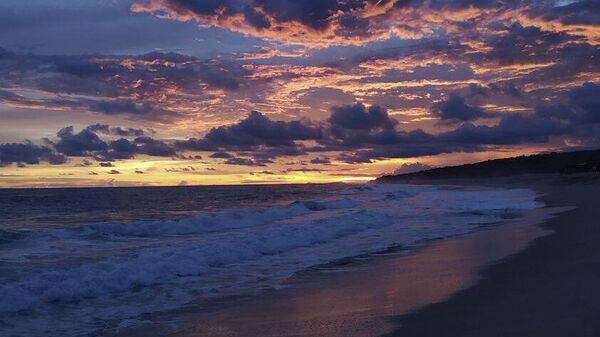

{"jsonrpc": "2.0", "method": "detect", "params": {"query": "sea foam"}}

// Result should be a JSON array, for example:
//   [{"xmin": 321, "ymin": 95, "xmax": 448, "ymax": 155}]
[{"xmin": 0, "ymin": 184, "xmax": 542, "ymax": 336}]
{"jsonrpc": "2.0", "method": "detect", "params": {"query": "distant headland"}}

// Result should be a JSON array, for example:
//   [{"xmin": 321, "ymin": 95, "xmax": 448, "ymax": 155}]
[{"xmin": 377, "ymin": 149, "xmax": 600, "ymax": 183}]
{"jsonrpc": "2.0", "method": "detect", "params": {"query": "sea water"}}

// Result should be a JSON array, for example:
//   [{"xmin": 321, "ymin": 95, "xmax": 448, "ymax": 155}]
[{"xmin": 0, "ymin": 183, "xmax": 542, "ymax": 336}]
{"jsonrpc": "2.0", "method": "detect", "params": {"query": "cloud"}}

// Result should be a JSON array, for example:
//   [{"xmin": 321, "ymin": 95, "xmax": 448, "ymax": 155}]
[
  {"xmin": 393, "ymin": 162, "xmax": 433, "ymax": 175},
  {"xmin": 432, "ymin": 94, "xmax": 494, "ymax": 123},
  {"xmin": 210, "ymin": 152, "xmax": 233, "ymax": 159},
  {"xmin": 480, "ymin": 23, "xmax": 571, "ymax": 66},
  {"xmin": 0, "ymin": 142, "xmax": 66, "ymax": 167},
  {"xmin": 537, "ymin": 0, "xmax": 600, "ymax": 26},
  {"xmin": 568, "ymin": 82, "xmax": 600, "ymax": 123},
  {"xmin": 4, "ymin": 81, "xmax": 599, "ymax": 168},
  {"xmin": 0, "ymin": 48, "xmax": 251, "ymax": 120},
  {"xmin": 336, "ymin": 142, "xmax": 475, "ymax": 163},
  {"xmin": 536, "ymin": 82, "xmax": 600, "ymax": 124},
  {"xmin": 131, "ymin": 0, "xmax": 598, "ymax": 49},
  {"xmin": 54, "ymin": 126, "xmax": 109, "ymax": 156},
  {"xmin": 310, "ymin": 157, "xmax": 331, "ymax": 164},
  {"xmin": 329, "ymin": 103, "xmax": 397, "ymax": 130},
  {"xmin": 147, "ymin": 83, "xmax": 600, "ymax": 164},
  {"xmin": 321, "ymin": 104, "xmax": 435, "ymax": 150},
  {"xmin": 224, "ymin": 157, "xmax": 267, "ymax": 166},
  {"xmin": 319, "ymin": 103, "xmax": 572, "ymax": 163},
  {"xmin": 89, "ymin": 100, "xmax": 161, "ymax": 116},
  {"xmin": 131, "ymin": 0, "xmax": 377, "ymax": 45},
  {"xmin": 438, "ymin": 114, "xmax": 569, "ymax": 145},
  {"xmin": 48, "ymin": 125, "xmax": 177, "ymax": 162},
  {"xmin": 133, "ymin": 137, "xmax": 177, "ymax": 157},
  {"xmin": 85, "ymin": 124, "xmax": 151, "ymax": 137},
  {"xmin": 177, "ymin": 110, "xmax": 322, "ymax": 151},
  {"xmin": 97, "ymin": 137, "xmax": 176, "ymax": 160}
]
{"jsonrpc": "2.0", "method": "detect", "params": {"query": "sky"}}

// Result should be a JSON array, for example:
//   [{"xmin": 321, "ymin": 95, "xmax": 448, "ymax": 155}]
[{"xmin": 0, "ymin": 0, "xmax": 598, "ymax": 187}]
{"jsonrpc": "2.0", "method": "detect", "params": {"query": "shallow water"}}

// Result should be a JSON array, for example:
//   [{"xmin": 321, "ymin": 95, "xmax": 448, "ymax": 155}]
[{"xmin": 0, "ymin": 183, "xmax": 542, "ymax": 336}]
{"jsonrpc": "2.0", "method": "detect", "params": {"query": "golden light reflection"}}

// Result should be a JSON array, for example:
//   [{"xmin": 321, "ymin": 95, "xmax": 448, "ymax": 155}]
[{"xmin": 172, "ymin": 210, "xmax": 552, "ymax": 337}]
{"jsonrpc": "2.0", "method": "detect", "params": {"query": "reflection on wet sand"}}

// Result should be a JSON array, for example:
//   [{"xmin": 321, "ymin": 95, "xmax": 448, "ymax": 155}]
[{"xmin": 173, "ymin": 207, "xmax": 564, "ymax": 337}]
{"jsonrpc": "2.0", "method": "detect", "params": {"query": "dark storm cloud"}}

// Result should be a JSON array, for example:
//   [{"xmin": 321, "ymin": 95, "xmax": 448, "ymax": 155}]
[
  {"xmin": 134, "ymin": 0, "xmax": 575, "ymax": 47},
  {"xmin": 176, "ymin": 110, "xmax": 322, "ymax": 151},
  {"xmin": 465, "ymin": 83, "xmax": 522, "ymax": 98},
  {"xmin": 320, "ymin": 105, "xmax": 434, "ymax": 149},
  {"xmin": 125, "ymin": 51, "xmax": 250, "ymax": 92},
  {"xmin": 209, "ymin": 152, "xmax": 233, "ymax": 159},
  {"xmin": 310, "ymin": 157, "xmax": 331, "ymax": 164},
  {"xmin": 538, "ymin": 0, "xmax": 600, "ymax": 26},
  {"xmin": 313, "ymin": 102, "xmax": 575, "ymax": 163},
  {"xmin": 5, "ymin": 81, "xmax": 600, "ymax": 167},
  {"xmin": 232, "ymin": 146, "xmax": 308, "ymax": 164},
  {"xmin": 432, "ymin": 94, "xmax": 494, "ymax": 123},
  {"xmin": 419, "ymin": 0, "xmax": 520, "ymax": 10},
  {"xmin": 438, "ymin": 114, "xmax": 569, "ymax": 145},
  {"xmin": 224, "ymin": 157, "xmax": 268, "ymax": 166},
  {"xmin": 360, "ymin": 115, "xmax": 567, "ymax": 161},
  {"xmin": 512, "ymin": 42, "xmax": 600, "ymax": 87},
  {"xmin": 96, "ymin": 137, "xmax": 177, "ymax": 161},
  {"xmin": 0, "ymin": 142, "xmax": 66, "ymax": 167},
  {"xmin": 256, "ymin": 0, "xmax": 362, "ymax": 30},
  {"xmin": 314, "ymin": 18, "xmax": 594, "ymax": 87},
  {"xmin": 84, "ymin": 124, "xmax": 112, "ymax": 134},
  {"xmin": 135, "ymin": 0, "xmax": 365, "ymax": 31},
  {"xmin": 329, "ymin": 103, "xmax": 397, "ymax": 130},
  {"xmin": 312, "ymin": 104, "xmax": 464, "ymax": 162},
  {"xmin": 53, "ymin": 126, "xmax": 109, "ymax": 157},
  {"xmin": 336, "ymin": 13, "xmax": 371, "ymax": 38},
  {"xmin": 479, "ymin": 23, "xmax": 571, "ymax": 66},
  {"xmin": 0, "ymin": 89, "xmax": 25, "ymax": 102},
  {"xmin": 46, "ymin": 125, "xmax": 177, "ymax": 161},
  {"xmin": 329, "ymin": 38, "xmax": 467, "ymax": 69},
  {"xmin": 0, "ymin": 50, "xmax": 116, "ymax": 96},
  {"xmin": 336, "ymin": 143, "xmax": 474, "ymax": 163},
  {"xmin": 89, "ymin": 100, "xmax": 160, "ymax": 116},
  {"xmin": 131, "ymin": 137, "xmax": 177, "ymax": 157},
  {"xmin": 367, "ymin": 63, "xmax": 474, "ymax": 84},
  {"xmin": 0, "ymin": 47, "xmax": 251, "ymax": 119},
  {"xmin": 85, "ymin": 124, "xmax": 151, "ymax": 137},
  {"xmin": 536, "ymin": 82, "xmax": 600, "ymax": 124},
  {"xmin": 569, "ymin": 82, "xmax": 600, "ymax": 122},
  {"xmin": 102, "ymin": 139, "xmax": 140, "ymax": 160}
]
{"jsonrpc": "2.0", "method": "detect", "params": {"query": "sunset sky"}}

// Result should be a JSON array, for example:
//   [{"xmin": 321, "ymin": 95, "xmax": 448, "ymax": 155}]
[{"xmin": 0, "ymin": 0, "xmax": 598, "ymax": 187}]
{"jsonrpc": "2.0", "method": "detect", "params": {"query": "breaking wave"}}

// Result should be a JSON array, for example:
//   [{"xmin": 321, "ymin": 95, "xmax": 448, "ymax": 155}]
[{"xmin": 0, "ymin": 184, "xmax": 542, "ymax": 336}]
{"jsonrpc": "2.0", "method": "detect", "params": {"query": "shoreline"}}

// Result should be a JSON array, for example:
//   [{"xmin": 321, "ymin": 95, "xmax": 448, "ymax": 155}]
[
  {"xmin": 385, "ymin": 173, "xmax": 600, "ymax": 337},
  {"xmin": 117, "ymin": 178, "xmax": 574, "ymax": 337}
]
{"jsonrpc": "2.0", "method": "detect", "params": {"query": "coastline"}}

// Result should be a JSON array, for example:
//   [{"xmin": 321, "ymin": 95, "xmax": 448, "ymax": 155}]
[
  {"xmin": 385, "ymin": 173, "xmax": 600, "ymax": 337},
  {"xmin": 116, "ymin": 176, "xmax": 583, "ymax": 337}
]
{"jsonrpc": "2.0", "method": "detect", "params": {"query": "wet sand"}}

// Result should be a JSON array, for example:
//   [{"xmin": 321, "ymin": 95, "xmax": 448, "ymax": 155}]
[
  {"xmin": 157, "ymin": 178, "xmax": 576, "ymax": 337},
  {"xmin": 385, "ymin": 174, "xmax": 600, "ymax": 337}
]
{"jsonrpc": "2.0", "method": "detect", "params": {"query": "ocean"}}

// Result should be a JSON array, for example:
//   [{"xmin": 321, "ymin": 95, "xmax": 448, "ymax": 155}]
[{"xmin": 0, "ymin": 183, "xmax": 542, "ymax": 336}]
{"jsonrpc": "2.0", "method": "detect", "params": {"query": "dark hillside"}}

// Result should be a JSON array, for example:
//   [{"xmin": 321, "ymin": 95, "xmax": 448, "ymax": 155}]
[{"xmin": 376, "ymin": 149, "xmax": 600, "ymax": 183}]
